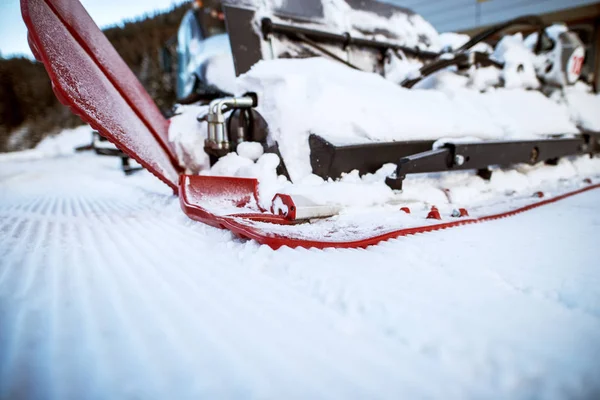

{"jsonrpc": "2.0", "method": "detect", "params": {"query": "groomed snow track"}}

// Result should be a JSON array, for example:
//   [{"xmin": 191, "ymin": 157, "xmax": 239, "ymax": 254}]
[{"xmin": 1, "ymin": 150, "xmax": 600, "ymax": 399}]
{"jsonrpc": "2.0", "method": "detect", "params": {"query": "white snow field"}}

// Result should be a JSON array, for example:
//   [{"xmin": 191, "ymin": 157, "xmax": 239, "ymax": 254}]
[{"xmin": 1, "ymin": 127, "xmax": 600, "ymax": 400}]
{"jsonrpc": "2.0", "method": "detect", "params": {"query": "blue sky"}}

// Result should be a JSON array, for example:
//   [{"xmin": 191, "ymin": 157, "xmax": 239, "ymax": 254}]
[{"xmin": 0, "ymin": 0, "xmax": 188, "ymax": 58}]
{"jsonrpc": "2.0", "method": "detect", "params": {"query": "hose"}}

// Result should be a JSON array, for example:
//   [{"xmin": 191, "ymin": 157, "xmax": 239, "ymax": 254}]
[{"xmin": 402, "ymin": 15, "xmax": 550, "ymax": 88}]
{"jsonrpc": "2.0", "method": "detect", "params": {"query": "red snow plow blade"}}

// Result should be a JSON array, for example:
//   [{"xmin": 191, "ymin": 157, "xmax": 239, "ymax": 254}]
[
  {"xmin": 22, "ymin": 0, "xmax": 181, "ymax": 191},
  {"xmin": 22, "ymin": 0, "xmax": 600, "ymax": 249},
  {"xmin": 178, "ymin": 179, "xmax": 600, "ymax": 250}
]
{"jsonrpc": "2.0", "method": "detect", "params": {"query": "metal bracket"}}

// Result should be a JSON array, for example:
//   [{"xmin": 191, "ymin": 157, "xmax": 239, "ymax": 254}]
[
  {"xmin": 385, "ymin": 136, "xmax": 595, "ymax": 190},
  {"xmin": 88, "ymin": 131, "xmax": 143, "ymax": 175}
]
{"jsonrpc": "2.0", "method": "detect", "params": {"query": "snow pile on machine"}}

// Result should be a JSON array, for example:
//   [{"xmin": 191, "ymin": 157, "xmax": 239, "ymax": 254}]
[
  {"xmin": 21, "ymin": 0, "xmax": 600, "ymax": 248},
  {"xmin": 170, "ymin": 56, "xmax": 596, "ymax": 210}
]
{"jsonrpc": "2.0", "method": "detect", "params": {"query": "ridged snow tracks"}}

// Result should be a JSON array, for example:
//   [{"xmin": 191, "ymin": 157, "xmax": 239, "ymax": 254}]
[
  {"xmin": 1, "ymin": 159, "xmax": 600, "ymax": 398},
  {"xmin": 0, "ymin": 192, "xmax": 172, "ymax": 398},
  {"xmin": 238, "ymin": 198, "xmax": 600, "ymax": 398},
  {"xmin": 0, "ymin": 185, "xmax": 452, "ymax": 398},
  {"xmin": 72, "ymin": 203, "xmax": 446, "ymax": 398}
]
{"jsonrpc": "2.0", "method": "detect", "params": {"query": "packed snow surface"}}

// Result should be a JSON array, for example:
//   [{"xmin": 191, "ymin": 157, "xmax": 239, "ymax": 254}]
[{"xmin": 1, "ymin": 128, "xmax": 600, "ymax": 399}]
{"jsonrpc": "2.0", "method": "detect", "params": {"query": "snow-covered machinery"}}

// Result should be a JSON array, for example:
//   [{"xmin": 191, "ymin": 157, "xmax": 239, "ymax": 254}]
[
  {"xmin": 21, "ymin": 0, "xmax": 600, "ymax": 249},
  {"xmin": 197, "ymin": 2, "xmax": 598, "ymax": 187}
]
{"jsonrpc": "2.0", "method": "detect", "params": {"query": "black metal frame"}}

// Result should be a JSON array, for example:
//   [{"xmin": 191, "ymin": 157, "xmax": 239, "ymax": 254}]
[
  {"xmin": 309, "ymin": 134, "xmax": 434, "ymax": 179},
  {"xmin": 260, "ymin": 18, "xmax": 440, "ymax": 60},
  {"xmin": 78, "ymin": 132, "xmax": 143, "ymax": 176},
  {"xmin": 389, "ymin": 134, "xmax": 600, "ymax": 189},
  {"xmin": 307, "ymin": 133, "xmax": 600, "ymax": 190},
  {"xmin": 93, "ymin": 147, "xmax": 141, "ymax": 175}
]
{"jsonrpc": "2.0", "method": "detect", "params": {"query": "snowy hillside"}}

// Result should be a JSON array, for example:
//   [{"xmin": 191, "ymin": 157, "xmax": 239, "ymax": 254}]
[{"xmin": 1, "ymin": 127, "xmax": 599, "ymax": 399}]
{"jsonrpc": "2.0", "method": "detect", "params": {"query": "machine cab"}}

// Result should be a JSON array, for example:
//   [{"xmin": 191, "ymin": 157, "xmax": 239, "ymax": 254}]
[{"xmin": 176, "ymin": 1, "xmax": 234, "ymax": 102}]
